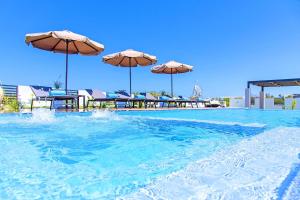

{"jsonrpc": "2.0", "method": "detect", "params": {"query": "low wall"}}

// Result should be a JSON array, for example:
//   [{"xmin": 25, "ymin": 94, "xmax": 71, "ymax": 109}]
[
  {"xmin": 284, "ymin": 98, "xmax": 300, "ymax": 110},
  {"xmin": 284, "ymin": 98, "xmax": 293, "ymax": 109},
  {"xmin": 252, "ymin": 97, "xmax": 276, "ymax": 109},
  {"xmin": 18, "ymin": 85, "xmax": 51, "ymax": 108},
  {"xmin": 229, "ymin": 98, "xmax": 244, "ymax": 108},
  {"xmin": 265, "ymin": 98, "xmax": 275, "ymax": 109},
  {"xmin": 78, "ymin": 90, "xmax": 92, "ymax": 107},
  {"xmin": 296, "ymin": 98, "xmax": 300, "ymax": 109}
]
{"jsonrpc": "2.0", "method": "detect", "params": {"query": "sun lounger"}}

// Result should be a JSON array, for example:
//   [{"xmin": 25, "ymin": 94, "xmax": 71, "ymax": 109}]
[
  {"xmin": 115, "ymin": 91, "xmax": 133, "ymax": 108},
  {"xmin": 86, "ymin": 89, "xmax": 107, "ymax": 108},
  {"xmin": 165, "ymin": 95, "xmax": 202, "ymax": 108},
  {"xmin": 140, "ymin": 93, "xmax": 158, "ymax": 108},
  {"xmin": 30, "ymin": 86, "xmax": 82, "ymax": 110},
  {"xmin": 142, "ymin": 94, "xmax": 178, "ymax": 108},
  {"xmin": 176, "ymin": 96, "xmax": 189, "ymax": 107},
  {"xmin": 86, "ymin": 89, "xmax": 132, "ymax": 109},
  {"xmin": 117, "ymin": 91, "xmax": 155, "ymax": 109},
  {"xmin": 188, "ymin": 97, "xmax": 208, "ymax": 108}
]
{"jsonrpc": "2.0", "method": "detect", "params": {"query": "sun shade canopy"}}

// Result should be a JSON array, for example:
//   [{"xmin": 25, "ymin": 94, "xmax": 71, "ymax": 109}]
[
  {"xmin": 248, "ymin": 78, "xmax": 300, "ymax": 87},
  {"xmin": 102, "ymin": 49, "xmax": 157, "ymax": 67},
  {"xmin": 151, "ymin": 61, "xmax": 193, "ymax": 97},
  {"xmin": 25, "ymin": 30, "xmax": 104, "ymax": 93},
  {"xmin": 25, "ymin": 30, "xmax": 104, "ymax": 55},
  {"xmin": 151, "ymin": 61, "xmax": 193, "ymax": 74}
]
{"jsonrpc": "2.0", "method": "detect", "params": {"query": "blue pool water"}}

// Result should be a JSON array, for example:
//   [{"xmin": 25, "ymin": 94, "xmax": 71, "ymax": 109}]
[{"xmin": 0, "ymin": 109, "xmax": 299, "ymax": 199}]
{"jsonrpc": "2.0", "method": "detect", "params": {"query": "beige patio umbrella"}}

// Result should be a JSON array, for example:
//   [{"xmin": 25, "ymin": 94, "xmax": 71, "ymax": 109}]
[
  {"xmin": 25, "ymin": 30, "xmax": 104, "ymax": 93},
  {"xmin": 103, "ymin": 49, "xmax": 157, "ymax": 95},
  {"xmin": 151, "ymin": 60, "xmax": 193, "ymax": 97}
]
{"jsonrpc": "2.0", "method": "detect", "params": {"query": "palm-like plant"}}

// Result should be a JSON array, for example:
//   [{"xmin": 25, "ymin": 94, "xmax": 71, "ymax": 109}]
[{"xmin": 53, "ymin": 80, "xmax": 62, "ymax": 90}]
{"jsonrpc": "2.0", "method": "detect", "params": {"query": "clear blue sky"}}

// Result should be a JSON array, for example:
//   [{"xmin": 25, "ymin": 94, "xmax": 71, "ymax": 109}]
[{"xmin": 1, "ymin": 0, "xmax": 300, "ymax": 97}]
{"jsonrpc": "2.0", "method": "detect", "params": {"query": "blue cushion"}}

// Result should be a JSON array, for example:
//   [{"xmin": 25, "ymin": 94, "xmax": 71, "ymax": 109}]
[
  {"xmin": 107, "ymin": 93, "xmax": 118, "ymax": 98},
  {"xmin": 160, "ymin": 96, "xmax": 170, "ymax": 100},
  {"xmin": 135, "ymin": 95, "xmax": 145, "ymax": 99},
  {"xmin": 49, "ymin": 90, "xmax": 66, "ymax": 96}
]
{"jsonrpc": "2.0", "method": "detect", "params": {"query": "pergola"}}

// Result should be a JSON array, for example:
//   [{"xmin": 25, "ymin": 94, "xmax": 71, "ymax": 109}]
[{"xmin": 245, "ymin": 78, "xmax": 300, "ymax": 109}]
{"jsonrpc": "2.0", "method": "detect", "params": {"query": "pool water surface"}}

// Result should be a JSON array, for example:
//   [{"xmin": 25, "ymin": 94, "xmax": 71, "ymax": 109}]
[{"xmin": 0, "ymin": 109, "xmax": 299, "ymax": 199}]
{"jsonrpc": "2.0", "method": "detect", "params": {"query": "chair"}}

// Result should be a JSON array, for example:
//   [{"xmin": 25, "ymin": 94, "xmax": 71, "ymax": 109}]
[
  {"xmin": 141, "ymin": 93, "xmax": 158, "ymax": 108},
  {"xmin": 30, "ymin": 86, "xmax": 80, "ymax": 110},
  {"xmin": 116, "ymin": 91, "xmax": 142, "ymax": 108},
  {"xmin": 86, "ymin": 89, "xmax": 106, "ymax": 108},
  {"xmin": 30, "ymin": 86, "xmax": 51, "ymax": 110},
  {"xmin": 177, "ymin": 96, "xmax": 189, "ymax": 108},
  {"xmin": 86, "ymin": 89, "xmax": 131, "ymax": 109}
]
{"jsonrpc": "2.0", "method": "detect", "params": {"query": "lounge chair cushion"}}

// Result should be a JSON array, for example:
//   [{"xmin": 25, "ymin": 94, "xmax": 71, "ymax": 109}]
[
  {"xmin": 140, "ymin": 93, "xmax": 157, "ymax": 100},
  {"xmin": 49, "ymin": 90, "xmax": 66, "ymax": 96},
  {"xmin": 160, "ymin": 96, "xmax": 170, "ymax": 100},
  {"xmin": 135, "ymin": 95, "xmax": 145, "ymax": 99},
  {"xmin": 86, "ymin": 89, "xmax": 106, "ymax": 99},
  {"xmin": 107, "ymin": 92, "xmax": 118, "ymax": 98},
  {"xmin": 30, "ymin": 86, "xmax": 51, "ymax": 97},
  {"xmin": 116, "ymin": 91, "xmax": 131, "ymax": 98}
]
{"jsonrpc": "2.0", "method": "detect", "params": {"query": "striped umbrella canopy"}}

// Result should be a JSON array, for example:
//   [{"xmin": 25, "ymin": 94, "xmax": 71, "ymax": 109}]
[
  {"xmin": 151, "ymin": 61, "xmax": 193, "ymax": 97},
  {"xmin": 103, "ymin": 49, "xmax": 157, "ymax": 95},
  {"xmin": 25, "ymin": 30, "xmax": 104, "ymax": 93}
]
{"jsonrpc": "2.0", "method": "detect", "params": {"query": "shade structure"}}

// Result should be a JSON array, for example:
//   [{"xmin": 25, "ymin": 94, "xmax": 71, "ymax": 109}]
[
  {"xmin": 25, "ymin": 30, "xmax": 104, "ymax": 93},
  {"xmin": 151, "ymin": 61, "xmax": 193, "ymax": 97},
  {"xmin": 103, "ymin": 49, "xmax": 157, "ymax": 95}
]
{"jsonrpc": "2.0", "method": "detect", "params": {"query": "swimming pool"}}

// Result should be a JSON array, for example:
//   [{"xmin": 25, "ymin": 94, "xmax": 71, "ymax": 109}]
[{"xmin": 0, "ymin": 109, "xmax": 299, "ymax": 199}]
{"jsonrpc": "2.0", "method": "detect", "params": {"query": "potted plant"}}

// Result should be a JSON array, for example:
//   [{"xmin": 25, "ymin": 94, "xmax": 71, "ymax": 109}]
[
  {"xmin": 51, "ymin": 80, "xmax": 65, "ymax": 109},
  {"xmin": 50, "ymin": 80, "xmax": 65, "ymax": 96},
  {"xmin": 53, "ymin": 80, "xmax": 62, "ymax": 90}
]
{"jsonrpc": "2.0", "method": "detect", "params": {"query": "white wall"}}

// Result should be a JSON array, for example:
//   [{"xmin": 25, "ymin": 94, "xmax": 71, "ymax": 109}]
[
  {"xmin": 274, "ymin": 105, "xmax": 283, "ymax": 109},
  {"xmin": 18, "ymin": 85, "xmax": 51, "ymax": 108},
  {"xmin": 229, "ymin": 98, "xmax": 244, "ymax": 108},
  {"xmin": 265, "ymin": 98, "xmax": 275, "ymax": 109},
  {"xmin": 285, "ymin": 98, "xmax": 293, "ymax": 110},
  {"xmin": 251, "ymin": 97, "xmax": 275, "ymax": 109},
  {"xmin": 18, "ymin": 85, "xmax": 33, "ymax": 107},
  {"xmin": 78, "ymin": 90, "xmax": 92, "ymax": 107},
  {"xmin": 252, "ymin": 97, "xmax": 259, "ymax": 109},
  {"xmin": 284, "ymin": 97, "xmax": 300, "ymax": 110},
  {"xmin": 295, "ymin": 98, "xmax": 300, "ymax": 109}
]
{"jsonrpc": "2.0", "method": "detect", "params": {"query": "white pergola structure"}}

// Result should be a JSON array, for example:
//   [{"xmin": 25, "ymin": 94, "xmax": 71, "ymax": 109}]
[{"xmin": 245, "ymin": 78, "xmax": 300, "ymax": 109}]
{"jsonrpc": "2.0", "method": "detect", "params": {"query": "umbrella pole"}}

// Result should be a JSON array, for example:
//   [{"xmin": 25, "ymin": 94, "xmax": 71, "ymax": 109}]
[
  {"xmin": 171, "ymin": 69, "xmax": 173, "ymax": 97},
  {"xmin": 65, "ymin": 40, "xmax": 69, "ymax": 94},
  {"xmin": 64, "ymin": 40, "xmax": 69, "ymax": 110},
  {"xmin": 129, "ymin": 59, "xmax": 132, "ymax": 96}
]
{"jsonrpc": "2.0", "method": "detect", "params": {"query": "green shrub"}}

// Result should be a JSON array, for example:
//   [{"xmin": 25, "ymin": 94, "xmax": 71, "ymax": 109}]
[
  {"xmin": 149, "ymin": 91, "xmax": 160, "ymax": 97},
  {"xmin": 1, "ymin": 97, "xmax": 19, "ymax": 112},
  {"xmin": 292, "ymin": 99, "xmax": 296, "ymax": 110},
  {"xmin": 223, "ymin": 98, "xmax": 230, "ymax": 107},
  {"xmin": 274, "ymin": 98, "xmax": 284, "ymax": 105}
]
